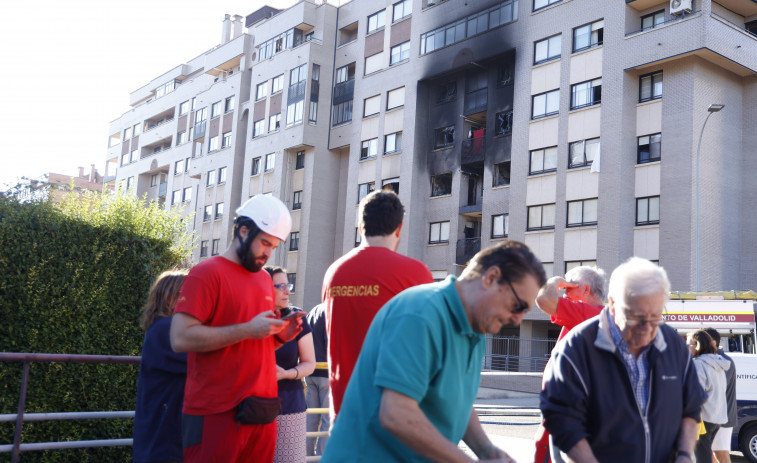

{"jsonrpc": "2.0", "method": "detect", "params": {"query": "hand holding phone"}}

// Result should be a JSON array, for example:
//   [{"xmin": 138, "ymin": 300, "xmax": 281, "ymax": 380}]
[{"xmin": 281, "ymin": 310, "xmax": 306, "ymax": 320}]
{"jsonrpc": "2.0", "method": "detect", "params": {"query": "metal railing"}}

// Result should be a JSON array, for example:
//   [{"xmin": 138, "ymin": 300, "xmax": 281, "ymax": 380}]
[
  {"xmin": 484, "ymin": 336, "xmax": 557, "ymax": 373},
  {"xmin": 0, "ymin": 352, "xmax": 140, "ymax": 462},
  {"xmin": 625, "ymin": 9, "xmax": 702, "ymax": 36}
]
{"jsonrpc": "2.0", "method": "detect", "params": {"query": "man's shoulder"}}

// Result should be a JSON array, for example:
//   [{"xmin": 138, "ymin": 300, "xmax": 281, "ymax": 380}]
[{"xmin": 558, "ymin": 316, "xmax": 602, "ymax": 353}]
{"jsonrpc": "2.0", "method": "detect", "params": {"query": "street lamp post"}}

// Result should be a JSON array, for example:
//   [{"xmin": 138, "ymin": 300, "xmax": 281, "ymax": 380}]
[{"xmin": 695, "ymin": 103, "xmax": 725, "ymax": 291}]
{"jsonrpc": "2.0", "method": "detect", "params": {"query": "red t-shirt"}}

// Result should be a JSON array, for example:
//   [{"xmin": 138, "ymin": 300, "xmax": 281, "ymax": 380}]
[
  {"xmin": 551, "ymin": 297, "xmax": 603, "ymax": 341},
  {"xmin": 174, "ymin": 256, "xmax": 277, "ymax": 415},
  {"xmin": 322, "ymin": 246, "xmax": 433, "ymax": 418}
]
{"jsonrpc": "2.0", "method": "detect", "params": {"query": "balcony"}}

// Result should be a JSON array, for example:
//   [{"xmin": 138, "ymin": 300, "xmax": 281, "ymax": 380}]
[
  {"xmin": 193, "ymin": 121, "xmax": 207, "ymax": 141},
  {"xmin": 461, "ymin": 136, "xmax": 486, "ymax": 165},
  {"xmin": 464, "ymin": 88, "xmax": 488, "ymax": 115},
  {"xmin": 333, "ymin": 79, "xmax": 355, "ymax": 105},
  {"xmin": 288, "ymin": 81, "xmax": 306, "ymax": 104},
  {"xmin": 456, "ymin": 237, "xmax": 481, "ymax": 265},
  {"xmin": 158, "ymin": 182, "xmax": 167, "ymax": 197}
]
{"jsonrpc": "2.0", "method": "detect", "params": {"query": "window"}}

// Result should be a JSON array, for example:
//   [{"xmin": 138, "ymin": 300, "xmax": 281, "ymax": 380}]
[
  {"xmin": 636, "ymin": 196, "xmax": 660, "ymax": 225},
  {"xmin": 333, "ymin": 100, "xmax": 353, "ymax": 126},
  {"xmin": 265, "ymin": 153, "xmax": 275, "ymax": 172},
  {"xmin": 420, "ymin": 2, "xmax": 517, "ymax": 55},
  {"xmin": 130, "ymin": 149, "xmax": 138, "ymax": 163},
  {"xmin": 495, "ymin": 111, "xmax": 513, "ymax": 136},
  {"xmin": 120, "ymin": 154, "xmax": 128, "ymax": 166},
  {"xmin": 220, "ymin": 132, "xmax": 231, "ymax": 149},
  {"xmin": 295, "ymin": 151, "xmax": 305, "ymax": 169},
  {"xmin": 253, "ymin": 119, "xmax": 265, "ymax": 138},
  {"xmin": 497, "ymin": 63, "xmax": 513, "ymax": 87},
  {"xmin": 639, "ymin": 71, "xmax": 663, "ymax": 102},
  {"xmin": 269, "ymin": 114, "xmax": 281, "ymax": 132},
  {"xmin": 225, "ymin": 96, "xmax": 235, "ymax": 113},
  {"xmin": 431, "ymin": 173, "xmax": 452, "ymax": 196},
  {"xmin": 215, "ymin": 202, "xmax": 224, "ymax": 220},
  {"xmin": 434, "ymin": 126, "xmax": 455, "ymax": 148},
  {"xmin": 571, "ymin": 78, "xmax": 601, "ymax": 109},
  {"xmin": 171, "ymin": 190, "xmax": 181, "ymax": 205},
  {"xmin": 355, "ymin": 228, "xmax": 362, "ymax": 247},
  {"xmin": 493, "ymin": 162, "xmax": 511, "ymax": 186},
  {"xmin": 195, "ymin": 107, "xmax": 207, "ymax": 124},
  {"xmin": 150, "ymin": 174, "xmax": 158, "ymax": 187},
  {"xmin": 133, "ymin": 123, "xmax": 140, "ymax": 136},
  {"xmin": 567, "ymin": 198, "xmax": 598, "ymax": 227},
  {"xmin": 251, "ymin": 157, "xmax": 261, "ymax": 175},
  {"xmin": 565, "ymin": 260, "xmax": 597, "ymax": 273},
  {"xmin": 175, "ymin": 160, "xmax": 184, "ymax": 175},
  {"xmin": 569, "ymin": 138, "xmax": 600, "ymax": 168},
  {"xmin": 124, "ymin": 127, "xmax": 131, "ymax": 140},
  {"xmin": 437, "ymin": 82, "xmax": 457, "ymax": 103},
  {"xmin": 358, "ymin": 182, "xmax": 375, "ymax": 202},
  {"xmin": 211, "ymin": 101, "xmax": 221, "ymax": 119},
  {"xmin": 361, "ymin": 138, "xmax": 378, "ymax": 160},
  {"xmin": 200, "ymin": 240, "xmax": 209, "ymax": 257},
  {"xmin": 208, "ymin": 135, "xmax": 219, "ymax": 152},
  {"xmin": 126, "ymin": 176, "xmax": 135, "ymax": 191},
  {"xmin": 393, "ymin": 0, "xmax": 412, "ymax": 22},
  {"xmin": 272, "ymin": 74, "xmax": 284, "ymax": 94},
  {"xmin": 429, "ymin": 221, "xmax": 450, "ymax": 244},
  {"xmin": 211, "ymin": 239, "xmax": 220, "ymax": 256},
  {"xmin": 382, "ymin": 177, "xmax": 399, "ymax": 194},
  {"xmin": 309, "ymin": 100, "xmax": 318, "ymax": 124},
  {"xmin": 177, "ymin": 131, "xmax": 187, "ymax": 145},
  {"xmin": 191, "ymin": 97, "xmax": 196, "ymax": 111},
  {"xmin": 532, "ymin": 89, "xmax": 560, "ymax": 119},
  {"xmin": 534, "ymin": 34, "xmax": 561, "ymax": 64},
  {"xmin": 573, "ymin": 20, "xmax": 603, "ymax": 52},
  {"xmin": 534, "ymin": 0, "xmax": 561, "ymax": 11},
  {"xmin": 385, "ymin": 132, "xmax": 402, "ymax": 154},
  {"xmin": 364, "ymin": 52, "xmax": 383, "ymax": 75},
  {"xmin": 527, "ymin": 204, "xmax": 556, "ymax": 231},
  {"xmin": 286, "ymin": 100, "xmax": 304, "ymax": 126},
  {"xmin": 185, "ymin": 157, "xmax": 191, "ymax": 172},
  {"xmin": 206, "ymin": 170, "xmax": 216, "ymax": 186},
  {"xmin": 293, "ymin": 190, "xmax": 302, "ymax": 210},
  {"xmin": 637, "ymin": 133, "xmax": 661, "ymax": 164},
  {"xmin": 218, "ymin": 167, "xmax": 227, "ymax": 184},
  {"xmin": 363, "ymin": 95, "xmax": 380, "ymax": 117},
  {"xmin": 387, "ymin": 87, "xmax": 405, "ymax": 110},
  {"xmin": 492, "ymin": 214, "xmax": 509, "ymax": 238},
  {"xmin": 367, "ymin": 9, "xmax": 386, "ymax": 33},
  {"xmin": 256, "ymin": 82, "xmax": 268, "ymax": 100},
  {"xmin": 287, "ymin": 273, "xmax": 297, "ymax": 292},
  {"xmin": 529, "ymin": 146, "xmax": 558, "ymax": 175},
  {"xmin": 183, "ymin": 187, "xmax": 192, "ymax": 202},
  {"xmin": 203, "ymin": 205, "xmax": 212, "ymax": 222},
  {"xmin": 390, "ymin": 41, "xmax": 410, "ymax": 65},
  {"xmin": 290, "ymin": 64, "xmax": 307, "ymax": 84},
  {"xmin": 641, "ymin": 10, "xmax": 665, "ymax": 31},
  {"xmin": 289, "ymin": 232, "xmax": 300, "ymax": 251},
  {"xmin": 179, "ymin": 100, "xmax": 189, "ymax": 116}
]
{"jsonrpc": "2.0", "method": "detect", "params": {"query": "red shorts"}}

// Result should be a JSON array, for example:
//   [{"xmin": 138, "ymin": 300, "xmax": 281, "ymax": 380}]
[{"xmin": 182, "ymin": 409, "xmax": 277, "ymax": 463}]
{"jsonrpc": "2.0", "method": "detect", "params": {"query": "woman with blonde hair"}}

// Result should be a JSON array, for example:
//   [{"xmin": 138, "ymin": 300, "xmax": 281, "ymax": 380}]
[{"xmin": 133, "ymin": 270, "xmax": 189, "ymax": 463}]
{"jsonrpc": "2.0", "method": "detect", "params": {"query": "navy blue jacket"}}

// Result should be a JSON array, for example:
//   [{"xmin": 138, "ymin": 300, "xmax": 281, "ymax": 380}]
[
  {"xmin": 133, "ymin": 316, "xmax": 187, "ymax": 463},
  {"xmin": 541, "ymin": 308, "xmax": 705, "ymax": 463}
]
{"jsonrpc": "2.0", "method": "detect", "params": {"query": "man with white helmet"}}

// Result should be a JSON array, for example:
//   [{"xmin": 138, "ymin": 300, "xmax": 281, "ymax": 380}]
[{"xmin": 170, "ymin": 195, "xmax": 302, "ymax": 463}]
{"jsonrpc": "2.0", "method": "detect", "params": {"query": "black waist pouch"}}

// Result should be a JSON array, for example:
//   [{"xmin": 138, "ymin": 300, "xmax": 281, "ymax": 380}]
[{"xmin": 235, "ymin": 396, "xmax": 282, "ymax": 425}]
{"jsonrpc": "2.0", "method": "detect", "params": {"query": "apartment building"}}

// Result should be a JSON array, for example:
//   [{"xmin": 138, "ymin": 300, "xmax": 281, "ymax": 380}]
[{"xmin": 107, "ymin": 0, "xmax": 757, "ymax": 344}]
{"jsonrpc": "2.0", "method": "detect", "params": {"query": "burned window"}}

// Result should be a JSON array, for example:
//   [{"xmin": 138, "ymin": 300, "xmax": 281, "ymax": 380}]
[
  {"xmin": 495, "ymin": 111, "xmax": 513, "ymax": 136},
  {"xmin": 431, "ymin": 173, "xmax": 452, "ymax": 197}
]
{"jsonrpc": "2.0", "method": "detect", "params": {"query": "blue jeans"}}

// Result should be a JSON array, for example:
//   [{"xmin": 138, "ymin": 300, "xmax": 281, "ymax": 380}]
[{"xmin": 305, "ymin": 376, "xmax": 330, "ymax": 456}]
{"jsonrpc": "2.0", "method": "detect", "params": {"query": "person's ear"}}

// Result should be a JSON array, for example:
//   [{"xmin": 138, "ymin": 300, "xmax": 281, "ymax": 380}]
[{"xmin": 395, "ymin": 222, "xmax": 403, "ymax": 238}]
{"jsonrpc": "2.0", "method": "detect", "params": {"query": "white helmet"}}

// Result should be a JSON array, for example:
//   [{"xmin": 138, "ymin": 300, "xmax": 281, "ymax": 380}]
[{"xmin": 235, "ymin": 195, "xmax": 292, "ymax": 241}]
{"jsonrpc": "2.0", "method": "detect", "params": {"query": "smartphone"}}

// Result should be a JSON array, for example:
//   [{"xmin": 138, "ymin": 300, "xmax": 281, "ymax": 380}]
[{"xmin": 281, "ymin": 310, "xmax": 306, "ymax": 320}]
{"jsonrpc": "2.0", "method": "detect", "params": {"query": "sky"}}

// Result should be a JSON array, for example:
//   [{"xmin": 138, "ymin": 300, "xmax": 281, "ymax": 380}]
[{"xmin": 0, "ymin": 0, "xmax": 298, "ymax": 187}]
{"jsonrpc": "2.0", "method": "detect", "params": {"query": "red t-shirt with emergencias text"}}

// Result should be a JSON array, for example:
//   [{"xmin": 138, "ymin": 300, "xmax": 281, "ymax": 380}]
[
  {"xmin": 322, "ymin": 246, "xmax": 433, "ymax": 419},
  {"xmin": 174, "ymin": 256, "xmax": 277, "ymax": 415},
  {"xmin": 551, "ymin": 297, "xmax": 604, "ymax": 341}
]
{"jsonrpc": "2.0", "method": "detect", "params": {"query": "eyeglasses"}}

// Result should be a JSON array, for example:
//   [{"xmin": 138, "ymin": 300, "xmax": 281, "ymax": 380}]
[
  {"xmin": 503, "ymin": 277, "xmax": 531, "ymax": 314},
  {"xmin": 273, "ymin": 283, "xmax": 294, "ymax": 292},
  {"xmin": 623, "ymin": 315, "xmax": 665, "ymax": 328}
]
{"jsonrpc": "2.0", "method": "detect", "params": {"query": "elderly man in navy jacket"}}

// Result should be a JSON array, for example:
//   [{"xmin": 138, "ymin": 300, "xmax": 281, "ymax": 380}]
[{"xmin": 541, "ymin": 257, "xmax": 705, "ymax": 463}]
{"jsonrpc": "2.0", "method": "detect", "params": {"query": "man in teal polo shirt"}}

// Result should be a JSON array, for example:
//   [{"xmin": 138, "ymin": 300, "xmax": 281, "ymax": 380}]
[{"xmin": 322, "ymin": 240, "xmax": 546, "ymax": 462}]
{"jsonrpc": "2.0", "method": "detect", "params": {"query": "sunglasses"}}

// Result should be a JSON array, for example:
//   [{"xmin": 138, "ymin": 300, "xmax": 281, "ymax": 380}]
[
  {"xmin": 503, "ymin": 277, "xmax": 530, "ymax": 314},
  {"xmin": 273, "ymin": 283, "xmax": 294, "ymax": 292}
]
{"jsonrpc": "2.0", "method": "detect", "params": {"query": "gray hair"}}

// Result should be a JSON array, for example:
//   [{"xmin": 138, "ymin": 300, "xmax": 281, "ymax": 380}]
[
  {"xmin": 608, "ymin": 257, "xmax": 670, "ymax": 308},
  {"xmin": 565, "ymin": 265, "xmax": 607, "ymax": 303}
]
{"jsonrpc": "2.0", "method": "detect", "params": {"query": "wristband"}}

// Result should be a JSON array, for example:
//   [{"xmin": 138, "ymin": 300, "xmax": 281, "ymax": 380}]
[
  {"xmin": 274, "ymin": 334, "xmax": 285, "ymax": 344},
  {"xmin": 675, "ymin": 450, "xmax": 692, "ymax": 461},
  {"xmin": 293, "ymin": 365, "xmax": 299, "ymax": 380}
]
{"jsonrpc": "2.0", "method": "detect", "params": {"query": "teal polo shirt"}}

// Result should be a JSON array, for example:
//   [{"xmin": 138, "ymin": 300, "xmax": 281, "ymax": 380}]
[{"xmin": 322, "ymin": 276, "xmax": 485, "ymax": 462}]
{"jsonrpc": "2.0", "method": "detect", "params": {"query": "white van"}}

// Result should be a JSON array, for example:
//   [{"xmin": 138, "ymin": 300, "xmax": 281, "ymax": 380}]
[{"xmin": 730, "ymin": 353, "xmax": 757, "ymax": 462}]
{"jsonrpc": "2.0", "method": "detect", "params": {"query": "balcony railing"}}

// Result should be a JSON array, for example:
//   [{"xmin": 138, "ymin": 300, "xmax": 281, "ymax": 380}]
[
  {"xmin": 625, "ymin": 9, "xmax": 701, "ymax": 36},
  {"xmin": 455, "ymin": 237, "xmax": 481, "ymax": 265},
  {"xmin": 143, "ymin": 117, "xmax": 174, "ymax": 133},
  {"xmin": 461, "ymin": 136, "xmax": 486, "ymax": 164},
  {"xmin": 464, "ymin": 88, "xmax": 488, "ymax": 115},
  {"xmin": 193, "ymin": 121, "xmax": 207, "ymax": 141},
  {"xmin": 333, "ymin": 79, "xmax": 355, "ymax": 105},
  {"xmin": 288, "ymin": 81, "xmax": 306, "ymax": 104}
]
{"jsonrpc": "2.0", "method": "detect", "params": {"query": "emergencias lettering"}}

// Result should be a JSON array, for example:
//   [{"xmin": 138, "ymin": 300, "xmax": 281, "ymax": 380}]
[{"xmin": 328, "ymin": 285, "xmax": 380, "ymax": 297}]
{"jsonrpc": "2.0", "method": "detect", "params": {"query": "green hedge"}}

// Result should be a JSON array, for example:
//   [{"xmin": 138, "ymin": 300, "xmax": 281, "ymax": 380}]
[{"xmin": 0, "ymin": 191, "xmax": 193, "ymax": 462}]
